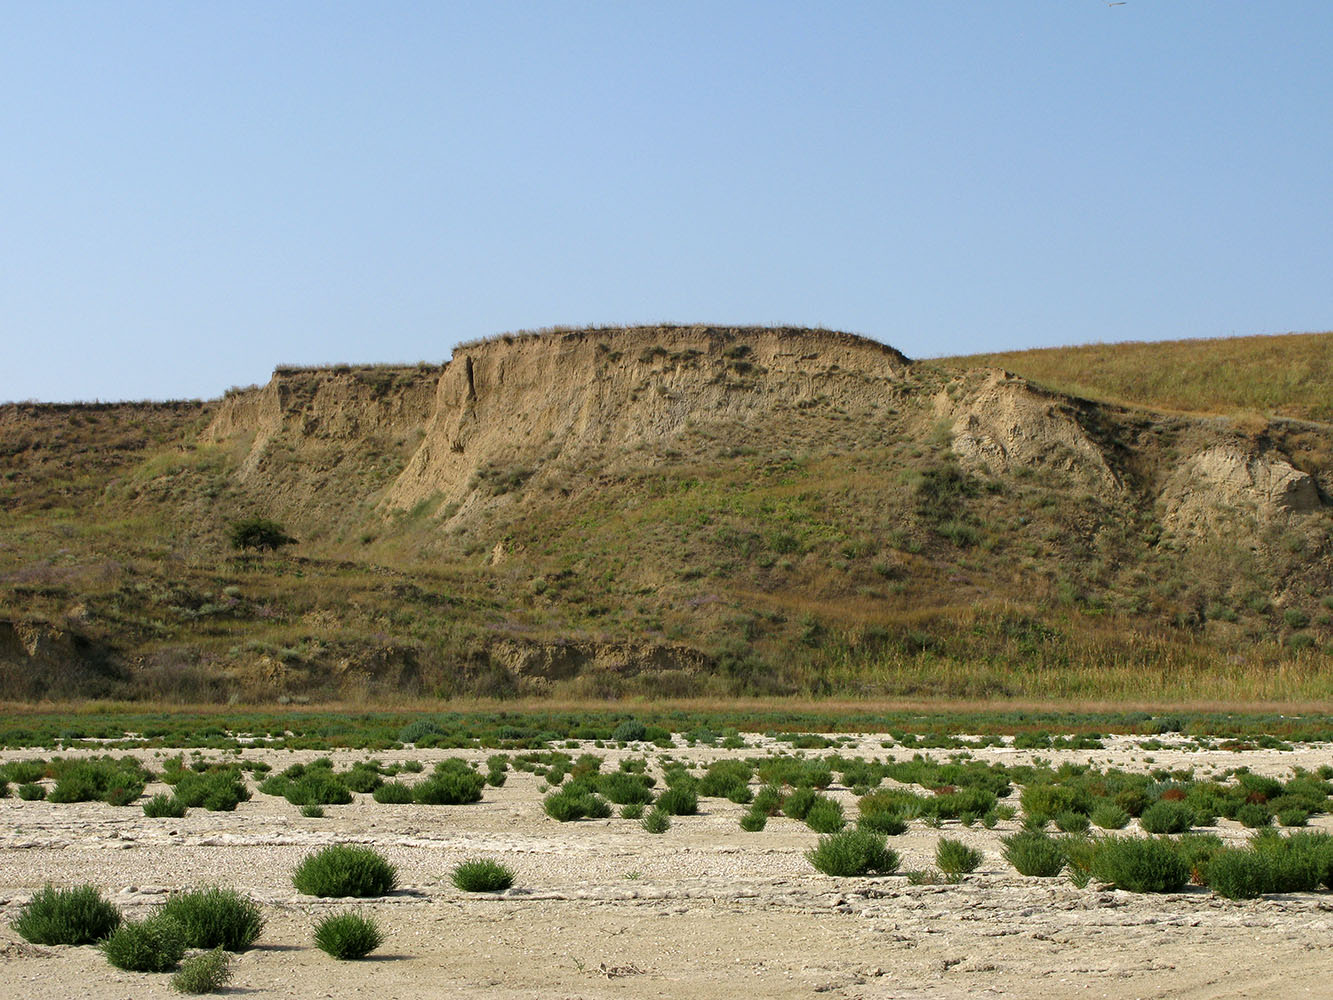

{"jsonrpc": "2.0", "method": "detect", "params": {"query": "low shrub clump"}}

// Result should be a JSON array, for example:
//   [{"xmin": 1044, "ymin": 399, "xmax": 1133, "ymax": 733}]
[
  {"xmin": 654, "ymin": 785, "xmax": 698, "ymax": 816},
  {"xmin": 1090, "ymin": 803, "xmax": 1130, "ymax": 830},
  {"xmin": 1089, "ymin": 836, "xmax": 1189, "ymax": 893},
  {"xmin": 292, "ymin": 845, "xmax": 398, "ymax": 898},
  {"xmin": 935, "ymin": 838, "xmax": 983, "ymax": 876},
  {"xmin": 12, "ymin": 884, "xmax": 122, "ymax": 945},
  {"xmin": 159, "ymin": 887, "xmax": 264, "ymax": 951},
  {"xmin": 804, "ymin": 796, "xmax": 846, "ymax": 833},
  {"xmin": 143, "ymin": 794, "xmax": 188, "ymax": 819},
  {"xmin": 371, "ymin": 781, "xmax": 416, "ymax": 804},
  {"xmin": 19, "ymin": 782, "xmax": 46, "ymax": 800},
  {"xmin": 170, "ymin": 947, "xmax": 234, "ymax": 994},
  {"xmin": 641, "ymin": 807, "xmax": 671, "ymax": 834},
  {"xmin": 450, "ymin": 859, "xmax": 515, "ymax": 892},
  {"xmin": 739, "ymin": 810, "xmax": 767, "ymax": 832},
  {"xmin": 313, "ymin": 911, "xmax": 383, "ymax": 960},
  {"xmin": 1139, "ymin": 800, "xmax": 1195, "ymax": 834},
  {"xmin": 172, "ymin": 768, "xmax": 251, "ymax": 812},
  {"xmin": 1001, "ymin": 831, "xmax": 1066, "ymax": 877},
  {"xmin": 857, "ymin": 810, "xmax": 908, "ymax": 836},
  {"xmin": 414, "ymin": 768, "xmax": 485, "ymax": 805},
  {"xmin": 101, "ymin": 915, "xmax": 187, "ymax": 972},
  {"xmin": 806, "ymin": 829, "xmax": 899, "ymax": 877}
]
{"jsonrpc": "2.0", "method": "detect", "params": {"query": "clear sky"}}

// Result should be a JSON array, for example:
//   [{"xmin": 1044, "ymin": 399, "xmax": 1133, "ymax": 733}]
[{"xmin": 3, "ymin": 1, "xmax": 1330, "ymax": 402}]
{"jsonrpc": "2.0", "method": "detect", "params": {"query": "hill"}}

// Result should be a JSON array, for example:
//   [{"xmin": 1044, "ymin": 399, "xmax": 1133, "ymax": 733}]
[
  {"xmin": 2, "ymin": 325, "xmax": 1331, "ymax": 704},
  {"xmin": 938, "ymin": 330, "xmax": 1333, "ymax": 423}
]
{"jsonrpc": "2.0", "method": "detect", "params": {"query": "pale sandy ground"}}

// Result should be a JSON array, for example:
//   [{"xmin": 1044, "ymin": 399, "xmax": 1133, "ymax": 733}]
[{"xmin": 2, "ymin": 735, "xmax": 1332, "ymax": 1000}]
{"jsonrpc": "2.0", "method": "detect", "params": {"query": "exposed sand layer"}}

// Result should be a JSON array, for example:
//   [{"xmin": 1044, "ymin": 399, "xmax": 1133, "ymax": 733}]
[{"xmin": 2, "ymin": 735, "xmax": 1332, "ymax": 999}]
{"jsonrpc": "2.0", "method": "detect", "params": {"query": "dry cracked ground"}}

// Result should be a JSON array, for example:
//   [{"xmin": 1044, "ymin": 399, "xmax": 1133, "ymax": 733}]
[{"xmin": 2, "ymin": 736, "xmax": 1332, "ymax": 1000}]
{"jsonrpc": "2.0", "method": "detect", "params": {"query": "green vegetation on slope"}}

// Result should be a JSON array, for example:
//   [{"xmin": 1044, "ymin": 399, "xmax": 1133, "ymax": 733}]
[{"xmin": 938, "ymin": 331, "xmax": 1333, "ymax": 423}]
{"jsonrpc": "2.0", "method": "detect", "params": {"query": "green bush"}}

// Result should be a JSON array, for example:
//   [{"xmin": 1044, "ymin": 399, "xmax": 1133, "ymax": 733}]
[
  {"xmin": 1054, "ymin": 810, "xmax": 1091, "ymax": 833},
  {"xmin": 313, "ymin": 911, "xmax": 383, "ymax": 960},
  {"xmin": 641, "ymin": 807, "xmax": 671, "ymax": 834},
  {"xmin": 285, "ymin": 771, "xmax": 353, "ymax": 806},
  {"xmin": 101, "ymin": 915, "xmax": 187, "ymax": 972},
  {"xmin": 174, "ymin": 770, "xmax": 250, "ymax": 812},
  {"xmin": 1001, "ymin": 831, "xmax": 1066, "ymax": 877},
  {"xmin": 1089, "ymin": 836, "xmax": 1189, "ymax": 893},
  {"xmin": 1139, "ymin": 800, "xmax": 1194, "ymax": 834},
  {"xmin": 935, "ymin": 837, "xmax": 983, "ymax": 876},
  {"xmin": 159, "ymin": 887, "xmax": 264, "ymax": 951},
  {"xmin": 19, "ymin": 782, "xmax": 47, "ymax": 800},
  {"xmin": 228, "ymin": 517, "xmax": 296, "ymax": 553},
  {"xmin": 804, "ymin": 796, "xmax": 846, "ymax": 833},
  {"xmin": 620, "ymin": 803, "xmax": 644, "ymax": 820},
  {"xmin": 12, "ymin": 884, "xmax": 122, "ymax": 945},
  {"xmin": 292, "ymin": 845, "xmax": 398, "ymax": 898},
  {"xmin": 143, "ymin": 794, "xmax": 188, "ymax": 818},
  {"xmin": 1236, "ymin": 803, "xmax": 1273, "ymax": 828},
  {"xmin": 597, "ymin": 771, "xmax": 655, "ymax": 805},
  {"xmin": 1206, "ymin": 848, "xmax": 1275, "ymax": 899},
  {"xmin": 1090, "ymin": 802, "xmax": 1130, "ymax": 830},
  {"xmin": 1020, "ymin": 783, "xmax": 1091, "ymax": 823},
  {"xmin": 806, "ymin": 829, "xmax": 899, "ymax": 877},
  {"xmin": 301, "ymin": 804, "xmax": 325, "ymax": 818},
  {"xmin": 752, "ymin": 784, "xmax": 785, "ymax": 815},
  {"xmin": 857, "ymin": 810, "xmax": 908, "ymax": 835},
  {"xmin": 783, "ymin": 786, "xmax": 818, "ymax": 821},
  {"xmin": 450, "ymin": 859, "xmax": 515, "ymax": 892},
  {"xmin": 739, "ymin": 810, "xmax": 767, "ymax": 832},
  {"xmin": 655, "ymin": 785, "xmax": 698, "ymax": 816},
  {"xmin": 611, "ymin": 719, "xmax": 647, "ymax": 743},
  {"xmin": 397, "ymin": 719, "xmax": 446, "ymax": 745},
  {"xmin": 171, "ymin": 947, "xmax": 234, "ymax": 994},
  {"xmin": 371, "ymin": 781, "xmax": 415, "ymax": 804},
  {"xmin": 413, "ymin": 770, "xmax": 484, "ymax": 805}
]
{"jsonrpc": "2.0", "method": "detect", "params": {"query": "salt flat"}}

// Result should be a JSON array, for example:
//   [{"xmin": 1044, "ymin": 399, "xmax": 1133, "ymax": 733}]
[{"xmin": 2, "ymin": 736, "xmax": 1331, "ymax": 999}]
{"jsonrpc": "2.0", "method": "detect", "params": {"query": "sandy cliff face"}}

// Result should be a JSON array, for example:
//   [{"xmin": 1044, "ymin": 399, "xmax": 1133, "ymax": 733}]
[
  {"xmin": 1161, "ymin": 445, "xmax": 1323, "ymax": 541},
  {"xmin": 933, "ymin": 370, "xmax": 1123, "ymax": 490},
  {"xmin": 205, "ymin": 366, "xmax": 440, "ymax": 479},
  {"xmin": 384, "ymin": 326, "xmax": 910, "ymax": 511}
]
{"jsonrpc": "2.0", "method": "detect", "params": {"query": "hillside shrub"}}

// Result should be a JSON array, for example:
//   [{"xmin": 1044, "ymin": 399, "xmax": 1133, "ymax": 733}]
[
  {"xmin": 12, "ymin": 884, "xmax": 122, "ymax": 945},
  {"xmin": 159, "ymin": 887, "xmax": 264, "ymax": 951},
  {"xmin": 313, "ymin": 911, "xmax": 382, "ymax": 960},
  {"xmin": 1055, "ymin": 810, "xmax": 1091, "ymax": 834},
  {"xmin": 292, "ymin": 846, "xmax": 398, "ymax": 898},
  {"xmin": 18, "ymin": 782, "xmax": 46, "ymax": 801},
  {"xmin": 174, "ymin": 769, "xmax": 250, "ymax": 812}
]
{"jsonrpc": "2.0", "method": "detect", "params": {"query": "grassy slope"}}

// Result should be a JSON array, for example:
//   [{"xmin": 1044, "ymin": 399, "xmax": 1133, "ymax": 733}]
[
  {"xmin": 937, "ymin": 331, "xmax": 1333, "ymax": 423},
  {"xmin": 3, "ymin": 332, "xmax": 1333, "ymax": 706}
]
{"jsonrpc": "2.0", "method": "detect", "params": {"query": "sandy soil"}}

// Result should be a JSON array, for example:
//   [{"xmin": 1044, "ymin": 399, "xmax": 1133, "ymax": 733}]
[{"xmin": 2, "ymin": 735, "xmax": 1332, "ymax": 999}]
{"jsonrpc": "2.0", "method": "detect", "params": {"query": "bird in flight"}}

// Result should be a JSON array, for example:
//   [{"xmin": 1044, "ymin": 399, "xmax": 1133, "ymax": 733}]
[{"xmin": 1107, "ymin": 2, "xmax": 1126, "ymax": 6}]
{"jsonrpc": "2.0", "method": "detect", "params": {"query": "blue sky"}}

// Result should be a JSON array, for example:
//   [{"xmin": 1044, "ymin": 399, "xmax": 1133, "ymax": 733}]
[{"xmin": 3, "ymin": 1, "xmax": 1330, "ymax": 402}]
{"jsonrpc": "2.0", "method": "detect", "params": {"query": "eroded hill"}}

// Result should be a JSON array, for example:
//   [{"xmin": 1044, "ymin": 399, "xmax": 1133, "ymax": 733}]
[{"xmin": 2, "ymin": 326, "xmax": 1331, "ymax": 703}]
